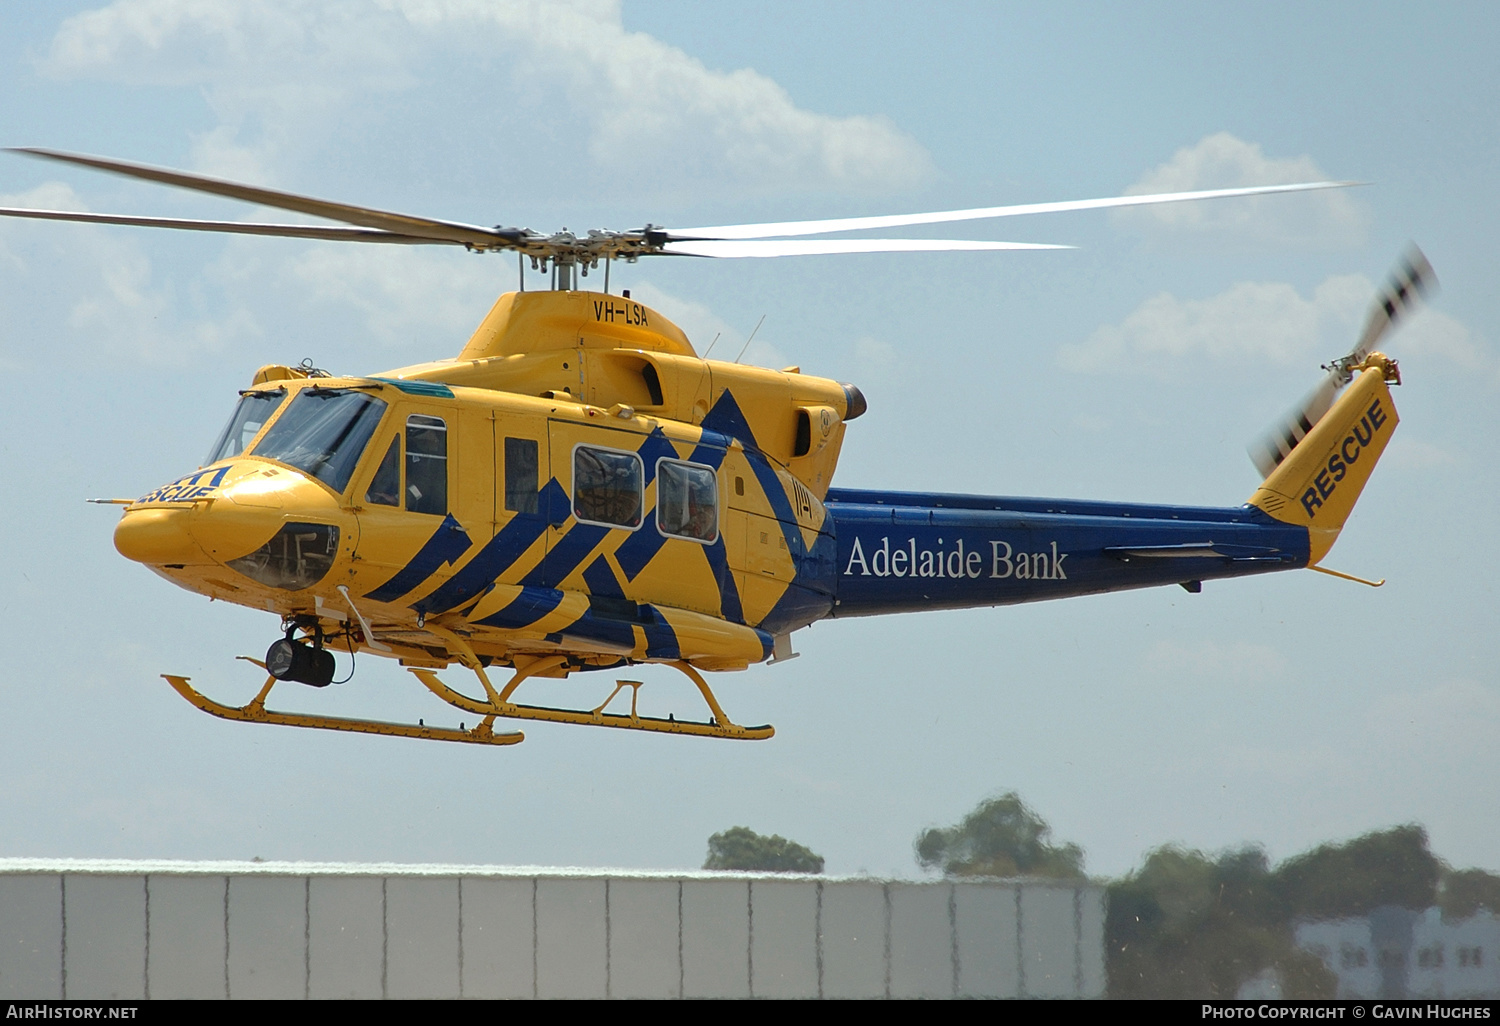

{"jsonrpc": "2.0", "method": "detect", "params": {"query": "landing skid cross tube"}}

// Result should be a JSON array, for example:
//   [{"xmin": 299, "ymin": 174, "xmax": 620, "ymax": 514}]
[
  {"xmin": 161, "ymin": 661, "xmax": 524, "ymax": 746},
  {"xmin": 411, "ymin": 657, "xmax": 775, "ymax": 741}
]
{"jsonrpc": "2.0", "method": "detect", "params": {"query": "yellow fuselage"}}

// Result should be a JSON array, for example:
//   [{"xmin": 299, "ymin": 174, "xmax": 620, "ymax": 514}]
[{"xmin": 115, "ymin": 290, "xmax": 858, "ymax": 674}]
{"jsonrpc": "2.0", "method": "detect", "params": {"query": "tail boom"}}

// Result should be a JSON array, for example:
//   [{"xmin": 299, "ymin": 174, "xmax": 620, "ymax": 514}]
[{"xmin": 824, "ymin": 490, "xmax": 1309, "ymax": 618}]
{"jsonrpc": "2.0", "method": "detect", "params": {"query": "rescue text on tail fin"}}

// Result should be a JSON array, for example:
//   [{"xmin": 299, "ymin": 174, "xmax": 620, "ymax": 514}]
[{"xmin": 1248, "ymin": 358, "xmax": 1400, "ymax": 564}]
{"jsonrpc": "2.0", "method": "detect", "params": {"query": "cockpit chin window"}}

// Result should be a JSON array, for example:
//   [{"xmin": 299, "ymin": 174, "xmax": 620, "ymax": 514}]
[
  {"xmin": 252, "ymin": 389, "xmax": 387, "ymax": 494},
  {"xmin": 227, "ymin": 522, "xmax": 340, "ymax": 591},
  {"xmin": 204, "ymin": 388, "xmax": 287, "ymax": 466}
]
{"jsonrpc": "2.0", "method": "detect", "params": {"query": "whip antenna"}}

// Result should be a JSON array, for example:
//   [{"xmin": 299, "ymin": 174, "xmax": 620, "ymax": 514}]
[{"xmin": 734, "ymin": 315, "xmax": 766, "ymax": 364}]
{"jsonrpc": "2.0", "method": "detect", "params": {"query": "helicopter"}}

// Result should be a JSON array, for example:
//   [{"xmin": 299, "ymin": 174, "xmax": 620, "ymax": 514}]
[{"xmin": 0, "ymin": 148, "xmax": 1434, "ymax": 748}]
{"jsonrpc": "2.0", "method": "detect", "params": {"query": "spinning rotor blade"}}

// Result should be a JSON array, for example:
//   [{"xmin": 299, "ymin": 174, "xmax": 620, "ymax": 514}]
[
  {"xmin": 661, "ymin": 238, "xmax": 1072, "ymax": 258},
  {"xmin": 0, "ymin": 206, "xmax": 449, "ymax": 245},
  {"xmin": 8, "ymin": 147, "xmax": 516, "ymax": 249},
  {"xmin": 1248, "ymin": 246, "xmax": 1437, "ymax": 479},
  {"xmin": 1249, "ymin": 374, "xmax": 1341, "ymax": 479},
  {"xmin": 1349, "ymin": 246, "xmax": 1436, "ymax": 365},
  {"xmin": 670, "ymin": 181, "xmax": 1359, "ymax": 241}
]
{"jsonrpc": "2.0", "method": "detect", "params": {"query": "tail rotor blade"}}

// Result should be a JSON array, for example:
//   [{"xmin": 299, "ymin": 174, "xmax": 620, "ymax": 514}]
[
  {"xmin": 1349, "ymin": 245, "xmax": 1437, "ymax": 367},
  {"xmin": 1247, "ymin": 246, "xmax": 1436, "ymax": 479},
  {"xmin": 1249, "ymin": 373, "xmax": 1340, "ymax": 478}
]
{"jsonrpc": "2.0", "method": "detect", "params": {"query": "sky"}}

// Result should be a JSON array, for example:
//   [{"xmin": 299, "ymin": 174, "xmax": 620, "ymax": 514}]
[{"xmin": 0, "ymin": 0, "xmax": 1496, "ymax": 880}]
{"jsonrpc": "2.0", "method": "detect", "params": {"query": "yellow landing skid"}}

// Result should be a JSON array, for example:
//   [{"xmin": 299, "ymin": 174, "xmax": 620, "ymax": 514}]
[
  {"xmin": 410, "ymin": 655, "xmax": 775, "ymax": 742},
  {"xmin": 161, "ymin": 663, "xmax": 524, "ymax": 747}
]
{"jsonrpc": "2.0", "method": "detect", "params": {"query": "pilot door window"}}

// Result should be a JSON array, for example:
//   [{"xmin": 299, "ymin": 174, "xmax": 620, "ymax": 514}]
[
  {"xmin": 572, "ymin": 444, "xmax": 642, "ymax": 529},
  {"xmin": 404, "ymin": 415, "xmax": 448, "ymax": 515},
  {"xmin": 364, "ymin": 436, "xmax": 401, "ymax": 507},
  {"xmin": 504, "ymin": 436, "xmax": 540, "ymax": 515},
  {"xmin": 656, "ymin": 459, "xmax": 719, "ymax": 544}
]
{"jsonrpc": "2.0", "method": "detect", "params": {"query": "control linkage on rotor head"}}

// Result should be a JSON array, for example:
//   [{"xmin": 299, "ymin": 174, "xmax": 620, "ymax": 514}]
[{"xmin": 484, "ymin": 223, "xmax": 681, "ymax": 271}]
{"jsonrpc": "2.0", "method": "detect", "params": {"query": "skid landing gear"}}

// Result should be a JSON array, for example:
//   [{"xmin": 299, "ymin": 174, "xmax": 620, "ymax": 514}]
[
  {"xmin": 409, "ymin": 654, "xmax": 775, "ymax": 741},
  {"xmin": 161, "ymin": 658, "xmax": 524, "ymax": 746}
]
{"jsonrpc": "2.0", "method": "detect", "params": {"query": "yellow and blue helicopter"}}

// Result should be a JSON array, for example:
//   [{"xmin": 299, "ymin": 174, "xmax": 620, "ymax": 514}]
[{"xmin": 0, "ymin": 149, "xmax": 1434, "ymax": 747}]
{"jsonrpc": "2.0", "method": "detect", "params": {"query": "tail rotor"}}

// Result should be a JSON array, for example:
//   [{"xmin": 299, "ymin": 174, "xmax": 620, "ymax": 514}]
[{"xmin": 1249, "ymin": 247, "xmax": 1436, "ymax": 478}]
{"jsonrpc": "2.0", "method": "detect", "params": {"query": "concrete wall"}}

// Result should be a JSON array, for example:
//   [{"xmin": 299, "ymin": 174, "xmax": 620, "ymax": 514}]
[{"xmin": 0, "ymin": 860, "xmax": 1104, "ymax": 999}]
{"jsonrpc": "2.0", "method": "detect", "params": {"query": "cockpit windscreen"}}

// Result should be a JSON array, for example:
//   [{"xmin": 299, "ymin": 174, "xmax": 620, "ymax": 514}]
[
  {"xmin": 251, "ymin": 389, "xmax": 387, "ymax": 493},
  {"xmin": 204, "ymin": 389, "xmax": 286, "ymax": 466}
]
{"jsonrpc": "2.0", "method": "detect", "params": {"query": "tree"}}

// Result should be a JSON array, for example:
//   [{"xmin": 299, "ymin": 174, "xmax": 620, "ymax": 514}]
[
  {"xmin": 914, "ymin": 792, "xmax": 1085, "ymax": 879},
  {"xmin": 1107, "ymin": 845, "xmax": 1334, "ymax": 1000},
  {"xmin": 704, "ymin": 827, "xmax": 824, "ymax": 873},
  {"xmin": 1439, "ymin": 868, "xmax": 1500, "ymax": 920},
  {"xmin": 1275, "ymin": 824, "xmax": 1439, "ymax": 920},
  {"xmin": 1106, "ymin": 825, "xmax": 1450, "ymax": 999}
]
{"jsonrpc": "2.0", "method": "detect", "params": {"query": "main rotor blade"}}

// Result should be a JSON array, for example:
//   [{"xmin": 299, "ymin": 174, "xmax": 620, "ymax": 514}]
[
  {"xmin": 9, "ymin": 147, "xmax": 514, "ymax": 248},
  {"xmin": 0, "ymin": 206, "xmax": 456, "ymax": 245},
  {"xmin": 661, "ymin": 238, "xmax": 1072, "ymax": 258},
  {"xmin": 670, "ymin": 181, "xmax": 1359, "ymax": 241}
]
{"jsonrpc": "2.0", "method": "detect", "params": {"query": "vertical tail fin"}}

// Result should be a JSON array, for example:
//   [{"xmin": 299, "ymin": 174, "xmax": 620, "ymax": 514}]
[{"xmin": 1247, "ymin": 362, "xmax": 1399, "ymax": 564}]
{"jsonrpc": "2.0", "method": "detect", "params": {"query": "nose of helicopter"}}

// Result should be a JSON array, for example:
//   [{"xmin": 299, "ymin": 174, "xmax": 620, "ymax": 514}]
[
  {"xmin": 114, "ymin": 507, "xmax": 212, "ymax": 565},
  {"xmin": 116, "ymin": 462, "xmax": 353, "ymax": 589}
]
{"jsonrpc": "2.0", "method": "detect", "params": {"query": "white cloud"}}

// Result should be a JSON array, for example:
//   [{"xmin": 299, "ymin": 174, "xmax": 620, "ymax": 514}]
[
  {"xmin": 1398, "ymin": 305, "xmax": 1485, "ymax": 369},
  {"xmin": 1062, "ymin": 272, "xmax": 1480, "ymax": 378},
  {"xmin": 0, "ymin": 182, "xmax": 260, "ymax": 363},
  {"xmin": 45, "ymin": 0, "xmax": 932, "ymax": 195},
  {"xmin": 623, "ymin": 281, "xmax": 732, "ymax": 355},
  {"xmin": 1384, "ymin": 437, "xmax": 1460, "ymax": 470},
  {"xmin": 626, "ymin": 281, "xmax": 788, "ymax": 369},
  {"xmin": 278, "ymin": 244, "xmax": 503, "ymax": 352},
  {"xmin": 0, "ymin": 183, "xmax": 86, "ymax": 272},
  {"xmin": 1114, "ymin": 132, "xmax": 1365, "ymax": 247}
]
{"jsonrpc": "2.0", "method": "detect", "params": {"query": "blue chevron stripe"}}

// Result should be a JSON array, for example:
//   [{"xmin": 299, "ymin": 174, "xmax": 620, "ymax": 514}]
[
  {"xmin": 474, "ymin": 586, "xmax": 564, "ymax": 630},
  {"xmin": 699, "ymin": 388, "xmax": 759, "ymax": 451},
  {"xmin": 411, "ymin": 480, "xmax": 565, "ymax": 615},
  {"xmin": 758, "ymin": 582, "xmax": 835, "ymax": 637},
  {"xmin": 636, "ymin": 427, "xmax": 681, "ymax": 486},
  {"xmin": 640, "ymin": 606, "xmax": 680, "ymax": 660},
  {"xmin": 363, "ymin": 513, "xmax": 473, "ymax": 603},
  {"xmin": 582, "ymin": 554, "xmax": 625, "ymax": 599},
  {"xmin": 614, "ymin": 436, "xmax": 729, "ymax": 581},
  {"xmin": 523, "ymin": 521, "xmax": 609, "ymax": 588},
  {"xmin": 556, "ymin": 613, "xmax": 635, "ymax": 652},
  {"xmin": 703, "ymin": 537, "xmax": 744, "ymax": 624},
  {"xmin": 700, "ymin": 389, "xmax": 803, "ymax": 557}
]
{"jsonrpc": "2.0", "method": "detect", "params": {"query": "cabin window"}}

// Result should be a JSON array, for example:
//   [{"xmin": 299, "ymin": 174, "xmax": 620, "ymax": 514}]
[
  {"xmin": 405, "ymin": 414, "xmax": 448, "ymax": 515},
  {"xmin": 252, "ymin": 389, "xmax": 387, "ymax": 494},
  {"xmin": 505, "ymin": 437, "xmax": 540, "ymax": 515},
  {"xmin": 204, "ymin": 388, "xmax": 286, "ymax": 465},
  {"xmin": 364, "ymin": 436, "xmax": 401, "ymax": 507},
  {"xmin": 573, "ymin": 445, "xmax": 642, "ymax": 529},
  {"xmin": 656, "ymin": 459, "xmax": 718, "ymax": 543}
]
